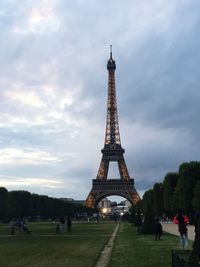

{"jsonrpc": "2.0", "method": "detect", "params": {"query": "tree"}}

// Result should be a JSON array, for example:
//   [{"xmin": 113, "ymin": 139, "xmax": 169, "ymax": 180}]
[
  {"xmin": 129, "ymin": 205, "xmax": 137, "ymax": 224},
  {"xmin": 0, "ymin": 187, "xmax": 8, "ymax": 220},
  {"xmin": 163, "ymin": 172, "xmax": 179, "ymax": 215},
  {"xmin": 171, "ymin": 185, "xmax": 182, "ymax": 212},
  {"xmin": 142, "ymin": 189, "xmax": 154, "ymax": 214},
  {"xmin": 189, "ymin": 216, "xmax": 200, "ymax": 264},
  {"xmin": 142, "ymin": 189, "xmax": 155, "ymax": 234},
  {"xmin": 8, "ymin": 190, "xmax": 32, "ymax": 218},
  {"xmin": 31, "ymin": 193, "xmax": 41, "ymax": 216},
  {"xmin": 129, "ymin": 200, "xmax": 143, "ymax": 224},
  {"xmin": 153, "ymin": 183, "xmax": 164, "ymax": 217},
  {"xmin": 2, "ymin": 187, "xmax": 94, "ymax": 220},
  {"xmin": 178, "ymin": 161, "xmax": 200, "ymax": 216},
  {"xmin": 193, "ymin": 181, "xmax": 200, "ymax": 212}
]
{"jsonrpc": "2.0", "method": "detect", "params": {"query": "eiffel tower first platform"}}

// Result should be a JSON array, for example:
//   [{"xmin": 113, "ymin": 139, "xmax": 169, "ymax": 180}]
[{"xmin": 85, "ymin": 47, "xmax": 140, "ymax": 208}]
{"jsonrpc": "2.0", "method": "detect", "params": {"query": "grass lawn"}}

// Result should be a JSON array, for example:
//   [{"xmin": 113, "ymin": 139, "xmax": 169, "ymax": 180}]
[
  {"xmin": 108, "ymin": 223, "xmax": 193, "ymax": 267},
  {"xmin": 0, "ymin": 221, "xmax": 116, "ymax": 267},
  {"xmin": 0, "ymin": 221, "xmax": 193, "ymax": 267}
]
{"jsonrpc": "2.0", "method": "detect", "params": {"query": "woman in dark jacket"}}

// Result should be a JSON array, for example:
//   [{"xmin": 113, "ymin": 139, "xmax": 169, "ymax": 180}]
[{"xmin": 155, "ymin": 219, "xmax": 162, "ymax": 240}]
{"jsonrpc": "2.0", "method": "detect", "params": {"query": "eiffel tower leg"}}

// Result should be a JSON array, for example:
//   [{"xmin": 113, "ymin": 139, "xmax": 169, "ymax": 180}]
[
  {"xmin": 118, "ymin": 157, "xmax": 130, "ymax": 181},
  {"xmin": 85, "ymin": 190, "xmax": 97, "ymax": 208},
  {"xmin": 96, "ymin": 158, "xmax": 109, "ymax": 180}
]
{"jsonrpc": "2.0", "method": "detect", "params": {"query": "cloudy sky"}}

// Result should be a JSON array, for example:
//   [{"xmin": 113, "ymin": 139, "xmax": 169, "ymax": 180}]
[{"xmin": 0, "ymin": 0, "xmax": 200, "ymax": 201}]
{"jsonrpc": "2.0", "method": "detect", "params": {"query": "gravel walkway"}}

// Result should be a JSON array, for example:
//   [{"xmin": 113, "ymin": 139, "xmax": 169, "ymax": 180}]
[{"xmin": 95, "ymin": 223, "xmax": 119, "ymax": 267}]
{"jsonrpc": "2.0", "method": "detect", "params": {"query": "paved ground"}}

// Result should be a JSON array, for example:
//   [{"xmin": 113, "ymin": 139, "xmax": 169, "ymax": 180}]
[{"xmin": 162, "ymin": 222, "xmax": 195, "ymax": 241}]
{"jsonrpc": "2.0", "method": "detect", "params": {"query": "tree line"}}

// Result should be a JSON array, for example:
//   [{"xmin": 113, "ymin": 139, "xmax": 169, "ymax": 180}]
[
  {"xmin": 0, "ymin": 187, "xmax": 93, "ymax": 221},
  {"xmin": 130, "ymin": 161, "xmax": 200, "ymax": 232},
  {"xmin": 130, "ymin": 160, "xmax": 200, "ymax": 265}
]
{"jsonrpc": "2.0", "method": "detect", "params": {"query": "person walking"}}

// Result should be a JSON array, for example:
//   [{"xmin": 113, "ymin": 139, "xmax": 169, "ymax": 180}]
[
  {"xmin": 173, "ymin": 212, "xmax": 189, "ymax": 249},
  {"xmin": 67, "ymin": 216, "xmax": 72, "ymax": 233}
]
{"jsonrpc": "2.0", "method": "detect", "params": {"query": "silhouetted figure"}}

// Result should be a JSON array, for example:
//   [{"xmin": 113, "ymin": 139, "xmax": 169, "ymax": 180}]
[
  {"xmin": 15, "ymin": 218, "xmax": 23, "ymax": 230},
  {"xmin": 59, "ymin": 215, "xmax": 66, "ymax": 232},
  {"xmin": 13, "ymin": 218, "xmax": 23, "ymax": 234},
  {"xmin": 59, "ymin": 215, "xmax": 65, "ymax": 224},
  {"xmin": 67, "ymin": 216, "xmax": 72, "ymax": 232},
  {"xmin": 96, "ymin": 213, "xmax": 99, "ymax": 222},
  {"xmin": 11, "ymin": 226, "xmax": 15, "ymax": 235},
  {"xmin": 155, "ymin": 218, "xmax": 162, "ymax": 240},
  {"xmin": 136, "ymin": 214, "xmax": 143, "ymax": 234},
  {"xmin": 22, "ymin": 220, "xmax": 31, "ymax": 235},
  {"xmin": 56, "ymin": 224, "xmax": 60, "ymax": 233},
  {"xmin": 10, "ymin": 220, "xmax": 15, "ymax": 235}
]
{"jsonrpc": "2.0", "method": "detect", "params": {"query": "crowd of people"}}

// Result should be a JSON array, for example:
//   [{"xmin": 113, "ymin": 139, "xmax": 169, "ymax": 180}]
[
  {"xmin": 10, "ymin": 218, "xmax": 31, "ymax": 236},
  {"xmin": 55, "ymin": 215, "xmax": 72, "ymax": 233},
  {"xmin": 9, "ymin": 215, "xmax": 72, "ymax": 236}
]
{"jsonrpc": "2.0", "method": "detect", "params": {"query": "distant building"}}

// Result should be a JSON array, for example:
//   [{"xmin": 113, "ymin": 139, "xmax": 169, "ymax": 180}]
[
  {"xmin": 118, "ymin": 200, "xmax": 131, "ymax": 207},
  {"xmin": 110, "ymin": 200, "xmax": 131, "ymax": 215},
  {"xmin": 61, "ymin": 198, "xmax": 74, "ymax": 202},
  {"xmin": 98, "ymin": 198, "xmax": 111, "ymax": 209},
  {"xmin": 98, "ymin": 198, "xmax": 131, "ymax": 215},
  {"xmin": 60, "ymin": 198, "xmax": 84, "ymax": 205}
]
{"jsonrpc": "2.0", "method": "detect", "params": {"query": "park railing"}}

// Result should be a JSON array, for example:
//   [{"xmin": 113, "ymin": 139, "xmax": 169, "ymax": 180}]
[{"xmin": 171, "ymin": 250, "xmax": 200, "ymax": 267}]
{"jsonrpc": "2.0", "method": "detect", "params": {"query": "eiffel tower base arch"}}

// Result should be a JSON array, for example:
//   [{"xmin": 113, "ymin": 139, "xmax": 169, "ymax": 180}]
[{"xmin": 85, "ymin": 179, "xmax": 140, "ymax": 208}]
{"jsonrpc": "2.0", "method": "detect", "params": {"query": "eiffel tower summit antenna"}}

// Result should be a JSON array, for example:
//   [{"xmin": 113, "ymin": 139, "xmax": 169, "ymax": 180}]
[
  {"xmin": 110, "ymin": 44, "xmax": 112, "ymax": 58},
  {"xmin": 85, "ymin": 48, "xmax": 140, "ymax": 208}
]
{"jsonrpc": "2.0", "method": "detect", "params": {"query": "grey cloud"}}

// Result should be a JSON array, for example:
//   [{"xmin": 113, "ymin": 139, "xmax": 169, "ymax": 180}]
[{"xmin": 0, "ymin": 0, "xmax": 200, "ymax": 199}]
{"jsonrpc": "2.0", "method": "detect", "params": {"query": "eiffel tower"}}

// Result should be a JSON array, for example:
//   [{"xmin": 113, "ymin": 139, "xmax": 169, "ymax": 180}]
[{"xmin": 86, "ymin": 47, "xmax": 140, "ymax": 208}]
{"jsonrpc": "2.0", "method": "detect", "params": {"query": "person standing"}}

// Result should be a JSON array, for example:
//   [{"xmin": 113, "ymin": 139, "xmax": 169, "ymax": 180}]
[
  {"xmin": 173, "ymin": 212, "xmax": 189, "ymax": 249},
  {"xmin": 136, "ymin": 214, "xmax": 143, "ymax": 234},
  {"xmin": 59, "ymin": 215, "xmax": 66, "ymax": 232},
  {"xmin": 155, "ymin": 218, "xmax": 162, "ymax": 240},
  {"xmin": 10, "ymin": 219, "xmax": 15, "ymax": 235},
  {"xmin": 22, "ymin": 220, "xmax": 31, "ymax": 236},
  {"xmin": 67, "ymin": 216, "xmax": 72, "ymax": 232}
]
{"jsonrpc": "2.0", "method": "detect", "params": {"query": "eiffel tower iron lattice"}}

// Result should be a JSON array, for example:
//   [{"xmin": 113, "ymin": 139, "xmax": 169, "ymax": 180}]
[{"xmin": 85, "ymin": 47, "xmax": 140, "ymax": 208}]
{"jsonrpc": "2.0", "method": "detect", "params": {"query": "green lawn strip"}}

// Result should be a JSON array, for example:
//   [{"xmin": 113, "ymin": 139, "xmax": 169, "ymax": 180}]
[
  {"xmin": 0, "ymin": 222, "xmax": 115, "ymax": 267},
  {"xmin": 108, "ymin": 223, "xmax": 193, "ymax": 267}
]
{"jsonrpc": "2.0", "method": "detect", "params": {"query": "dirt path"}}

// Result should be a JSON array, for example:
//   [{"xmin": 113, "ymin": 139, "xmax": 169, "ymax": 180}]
[
  {"xmin": 95, "ymin": 223, "xmax": 119, "ymax": 267},
  {"xmin": 162, "ymin": 223, "xmax": 195, "ymax": 241}
]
